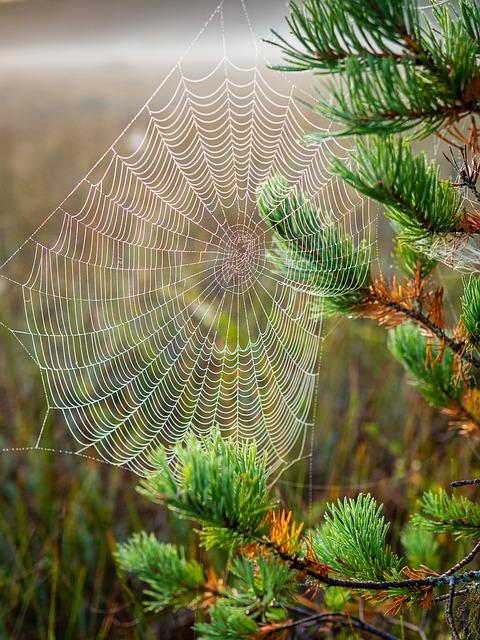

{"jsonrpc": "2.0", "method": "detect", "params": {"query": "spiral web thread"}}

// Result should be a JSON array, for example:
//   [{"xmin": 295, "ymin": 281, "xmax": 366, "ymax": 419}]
[{"xmin": 0, "ymin": 0, "xmax": 373, "ymax": 478}]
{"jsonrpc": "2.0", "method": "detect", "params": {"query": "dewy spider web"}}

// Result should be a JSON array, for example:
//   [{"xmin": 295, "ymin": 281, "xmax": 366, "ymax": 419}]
[
  {"xmin": 414, "ymin": 131, "xmax": 480, "ymax": 273},
  {"xmin": 0, "ymin": 0, "xmax": 373, "ymax": 478},
  {"xmin": 425, "ymin": 154, "xmax": 480, "ymax": 272}
]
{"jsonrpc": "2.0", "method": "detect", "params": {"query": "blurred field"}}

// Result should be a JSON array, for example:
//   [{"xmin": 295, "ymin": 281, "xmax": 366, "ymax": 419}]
[{"xmin": 0, "ymin": 67, "xmax": 478, "ymax": 639}]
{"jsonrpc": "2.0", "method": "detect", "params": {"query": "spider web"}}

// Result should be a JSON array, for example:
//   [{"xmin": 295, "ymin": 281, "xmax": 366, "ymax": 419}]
[
  {"xmin": 424, "ymin": 158, "xmax": 480, "ymax": 272},
  {"xmin": 0, "ymin": 0, "xmax": 373, "ymax": 478},
  {"xmin": 408, "ymin": 128, "xmax": 480, "ymax": 273}
]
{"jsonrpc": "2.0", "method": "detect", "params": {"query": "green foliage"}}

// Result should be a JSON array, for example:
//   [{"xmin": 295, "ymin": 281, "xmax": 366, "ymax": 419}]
[
  {"xmin": 271, "ymin": 0, "xmax": 480, "ymax": 137},
  {"xmin": 308, "ymin": 56, "xmax": 452, "ymax": 139},
  {"xmin": 332, "ymin": 137, "xmax": 463, "ymax": 244},
  {"xmin": 461, "ymin": 276, "xmax": 480, "ymax": 341},
  {"xmin": 115, "ymin": 534, "xmax": 205, "ymax": 612},
  {"xmin": 401, "ymin": 523, "xmax": 440, "ymax": 572},
  {"xmin": 117, "ymin": 435, "xmax": 480, "ymax": 636},
  {"xmin": 212, "ymin": 556, "xmax": 294, "ymax": 632},
  {"xmin": 257, "ymin": 176, "xmax": 371, "ymax": 315},
  {"xmin": 323, "ymin": 586, "xmax": 352, "ymax": 611},
  {"xmin": 137, "ymin": 431, "xmax": 272, "ymax": 550},
  {"xmin": 393, "ymin": 233, "xmax": 437, "ymax": 281},
  {"xmin": 230, "ymin": 556, "xmax": 295, "ymax": 612},
  {"xmin": 388, "ymin": 323, "xmax": 463, "ymax": 408},
  {"xmin": 269, "ymin": 0, "xmax": 419, "ymax": 74},
  {"xmin": 413, "ymin": 489, "xmax": 480, "ymax": 540},
  {"xmin": 195, "ymin": 600, "xmax": 259, "ymax": 640},
  {"xmin": 462, "ymin": 0, "xmax": 480, "ymax": 46},
  {"xmin": 118, "ymin": 435, "xmax": 300, "ymax": 636},
  {"xmin": 311, "ymin": 493, "xmax": 403, "ymax": 581}
]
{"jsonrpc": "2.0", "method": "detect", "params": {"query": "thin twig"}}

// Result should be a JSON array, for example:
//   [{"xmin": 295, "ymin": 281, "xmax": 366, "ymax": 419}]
[
  {"xmin": 442, "ymin": 539, "xmax": 480, "ymax": 577},
  {"xmin": 435, "ymin": 588, "xmax": 470, "ymax": 603},
  {"xmin": 381, "ymin": 298, "xmax": 480, "ymax": 371},
  {"xmin": 445, "ymin": 583, "xmax": 461, "ymax": 640},
  {"xmin": 452, "ymin": 478, "xmax": 480, "ymax": 487},
  {"xmin": 264, "ymin": 611, "xmax": 400, "ymax": 640},
  {"xmin": 385, "ymin": 617, "xmax": 428, "ymax": 640}
]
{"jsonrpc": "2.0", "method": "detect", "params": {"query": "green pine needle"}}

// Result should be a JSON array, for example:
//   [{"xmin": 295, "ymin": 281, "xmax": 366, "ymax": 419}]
[
  {"xmin": 195, "ymin": 600, "xmax": 259, "ymax": 640},
  {"xmin": 461, "ymin": 276, "xmax": 480, "ymax": 342},
  {"xmin": 268, "ymin": 0, "xmax": 419, "ymax": 75},
  {"xmin": 412, "ymin": 489, "xmax": 480, "ymax": 540},
  {"xmin": 388, "ymin": 323, "xmax": 463, "ymax": 409},
  {"xmin": 115, "ymin": 535, "xmax": 205, "ymax": 612},
  {"xmin": 333, "ymin": 137, "xmax": 463, "ymax": 244},
  {"xmin": 137, "ymin": 431, "xmax": 272, "ymax": 550},
  {"xmin": 229, "ymin": 556, "xmax": 295, "ymax": 616},
  {"xmin": 257, "ymin": 176, "xmax": 371, "ymax": 316},
  {"xmin": 311, "ymin": 493, "xmax": 403, "ymax": 582},
  {"xmin": 270, "ymin": 0, "xmax": 480, "ymax": 137}
]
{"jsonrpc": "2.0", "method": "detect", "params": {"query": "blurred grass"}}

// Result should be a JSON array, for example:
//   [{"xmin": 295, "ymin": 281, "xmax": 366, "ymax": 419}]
[{"xmin": 0, "ymin": 67, "xmax": 478, "ymax": 638}]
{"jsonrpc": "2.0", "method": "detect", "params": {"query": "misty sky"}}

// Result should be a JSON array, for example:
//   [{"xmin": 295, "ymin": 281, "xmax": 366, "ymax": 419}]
[{"xmin": 0, "ymin": 0, "xmax": 289, "ymax": 67}]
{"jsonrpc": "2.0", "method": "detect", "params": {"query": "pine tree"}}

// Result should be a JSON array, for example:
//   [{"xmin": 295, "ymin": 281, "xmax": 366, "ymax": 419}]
[{"xmin": 116, "ymin": 1, "xmax": 480, "ymax": 637}]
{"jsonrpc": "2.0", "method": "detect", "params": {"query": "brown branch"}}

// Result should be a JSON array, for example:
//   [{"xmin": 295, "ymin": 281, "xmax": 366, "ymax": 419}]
[
  {"xmin": 360, "ymin": 284, "xmax": 480, "ymax": 371},
  {"xmin": 443, "ymin": 539, "xmax": 480, "ymax": 577},
  {"xmin": 263, "ymin": 611, "xmax": 400, "ymax": 640},
  {"xmin": 445, "ymin": 584, "xmax": 461, "ymax": 640},
  {"xmin": 385, "ymin": 617, "xmax": 428, "ymax": 640},
  {"xmin": 452, "ymin": 478, "xmax": 480, "ymax": 487},
  {"xmin": 259, "ymin": 538, "xmax": 480, "ymax": 593},
  {"xmin": 383, "ymin": 298, "xmax": 480, "ymax": 369},
  {"xmin": 435, "ymin": 588, "xmax": 470, "ymax": 603},
  {"xmin": 343, "ymin": 280, "xmax": 480, "ymax": 431}
]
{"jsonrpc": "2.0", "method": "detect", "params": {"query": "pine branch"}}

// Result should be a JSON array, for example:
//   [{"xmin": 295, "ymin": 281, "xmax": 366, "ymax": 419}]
[
  {"xmin": 309, "ymin": 61, "xmax": 480, "ymax": 139},
  {"xmin": 261, "ymin": 536, "xmax": 480, "ymax": 593},
  {"xmin": 332, "ymin": 136, "xmax": 464, "ymax": 244},
  {"xmin": 267, "ymin": 0, "xmax": 421, "ymax": 75},
  {"xmin": 271, "ymin": 0, "xmax": 480, "ymax": 137},
  {"xmin": 195, "ymin": 600, "xmax": 259, "ymax": 639},
  {"xmin": 137, "ymin": 431, "xmax": 272, "ymax": 550},
  {"xmin": 115, "ymin": 534, "xmax": 207, "ymax": 612},
  {"xmin": 256, "ymin": 175, "xmax": 370, "ymax": 314},
  {"xmin": 129, "ymin": 436, "xmax": 480, "ymax": 599},
  {"xmin": 435, "ymin": 588, "xmax": 472, "ymax": 603},
  {"xmin": 452, "ymin": 478, "xmax": 480, "ymax": 487},
  {"xmin": 119, "ymin": 436, "xmax": 480, "ymax": 639},
  {"xmin": 310, "ymin": 494, "xmax": 403, "ymax": 582},
  {"xmin": 369, "ymin": 289, "xmax": 480, "ymax": 371},
  {"xmin": 259, "ymin": 175, "xmax": 480, "ymax": 381},
  {"xmin": 320, "ymin": 275, "xmax": 480, "ymax": 377},
  {"xmin": 389, "ymin": 323, "xmax": 480, "ymax": 435},
  {"xmin": 412, "ymin": 489, "xmax": 480, "ymax": 540},
  {"xmin": 446, "ymin": 584, "xmax": 461, "ymax": 640}
]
